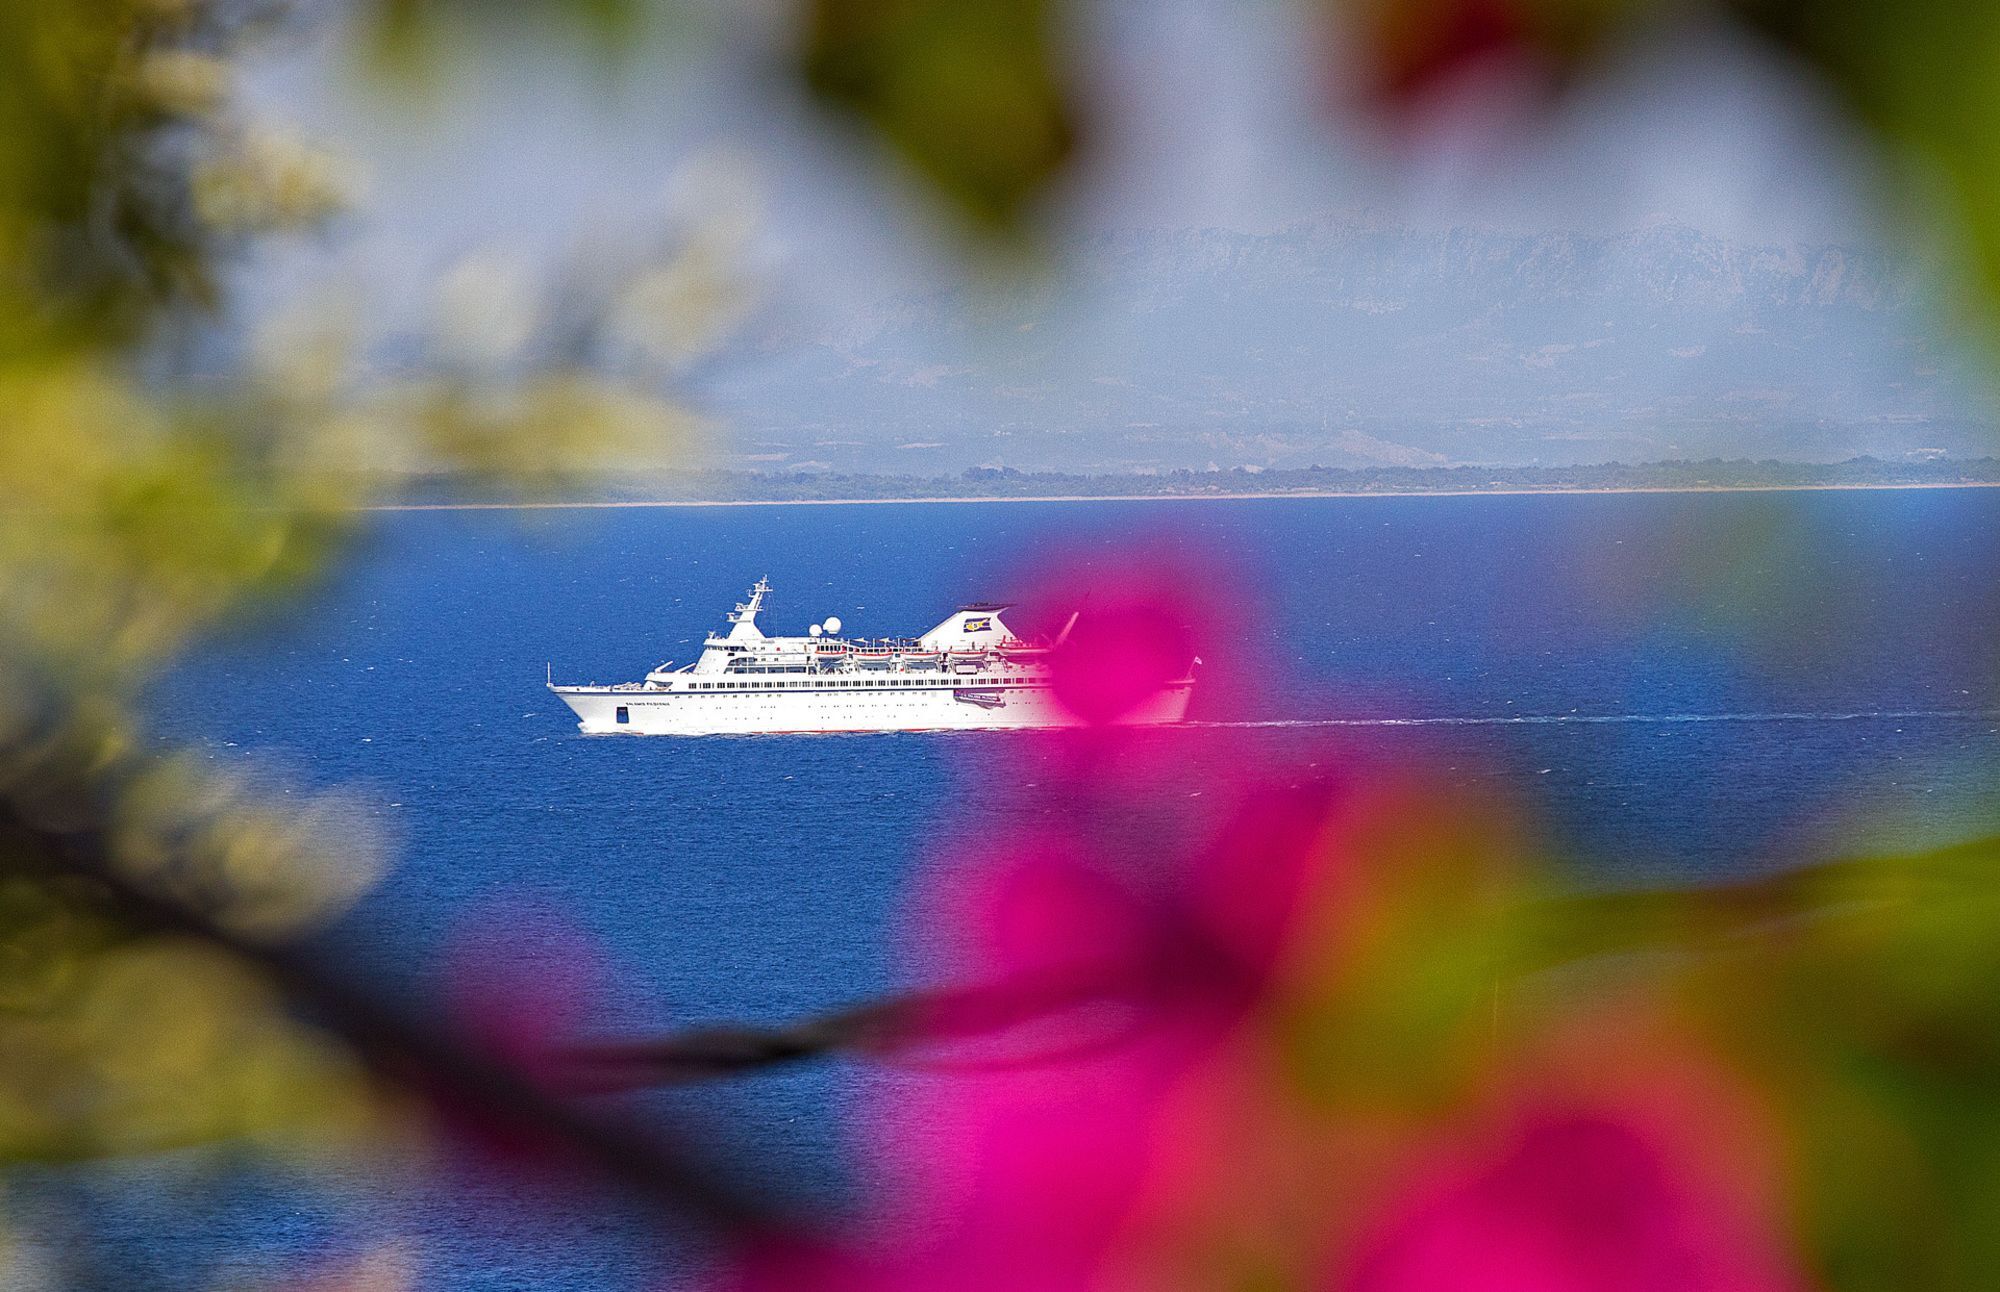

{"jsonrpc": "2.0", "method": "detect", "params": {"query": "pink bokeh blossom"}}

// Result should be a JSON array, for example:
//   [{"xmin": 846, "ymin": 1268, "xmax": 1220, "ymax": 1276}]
[
  {"xmin": 1343, "ymin": 1109, "xmax": 1806, "ymax": 1292},
  {"xmin": 709, "ymin": 553, "xmax": 1809, "ymax": 1292},
  {"xmin": 715, "ymin": 761, "xmax": 1378, "ymax": 1290}
]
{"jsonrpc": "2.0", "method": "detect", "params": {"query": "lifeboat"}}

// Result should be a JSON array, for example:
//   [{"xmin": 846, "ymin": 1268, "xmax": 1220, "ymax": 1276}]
[
  {"xmin": 855, "ymin": 646, "xmax": 896, "ymax": 669},
  {"xmin": 897, "ymin": 650, "xmax": 943, "ymax": 668},
  {"xmin": 997, "ymin": 640, "xmax": 1051, "ymax": 663}
]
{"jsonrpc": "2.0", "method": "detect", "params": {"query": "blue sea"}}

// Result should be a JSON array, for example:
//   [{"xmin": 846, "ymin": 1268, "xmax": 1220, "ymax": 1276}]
[{"xmin": 30, "ymin": 491, "xmax": 2000, "ymax": 1289}]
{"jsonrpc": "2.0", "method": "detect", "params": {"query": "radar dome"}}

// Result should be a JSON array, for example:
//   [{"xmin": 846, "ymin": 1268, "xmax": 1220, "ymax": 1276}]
[
  {"xmin": 808, "ymin": 624, "xmax": 823, "ymax": 637},
  {"xmin": 823, "ymin": 616, "xmax": 842, "ymax": 634}
]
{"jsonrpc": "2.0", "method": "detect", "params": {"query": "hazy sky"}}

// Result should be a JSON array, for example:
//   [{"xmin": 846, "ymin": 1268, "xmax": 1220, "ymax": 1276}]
[
  {"xmin": 240, "ymin": 0, "xmax": 1890, "ymax": 321},
  {"xmin": 226, "ymin": 0, "xmax": 1965, "ymax": 472}
]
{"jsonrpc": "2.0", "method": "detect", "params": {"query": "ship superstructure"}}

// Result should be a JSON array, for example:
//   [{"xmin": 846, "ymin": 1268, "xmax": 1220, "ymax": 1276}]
[{"xmin": 548, "ymin": 578, "xmax": 1196, "ymax": 735}]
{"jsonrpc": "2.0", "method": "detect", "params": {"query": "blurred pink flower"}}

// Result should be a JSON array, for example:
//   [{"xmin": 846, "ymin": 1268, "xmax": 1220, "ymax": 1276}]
[
  {"xmin": 707, "ymin": 1237, "xmax": 925, "ymax": 1292},
  {"xmin": 1049, "ymin": 596, "xmax": 1197, "ymax": 726},
  {"xmin": 1035, "ymin": 545, "xmax": 1229, "ymax": 729},
  {"xmin": 711, "ymin": 770, "xmax": 1373, "ymax": 1291},
  {"xmin": 1366, "ymin": 0, "xmax": 1534, "ymax": 107},
  {"xmin": 1341, "ymin": 1088, "xmax": 1807, "ymax": 1292},
  {"xmin": 1186, "ymin": 777, "xmax": 1357, "ymax": 990},
  {"xmin": 713, "ymin": 550, "xmax": 1808, "ymax": 1292},
  {"xmin": 841, "ymin": 852, "xmax": 1205, "ymax": 1279}
]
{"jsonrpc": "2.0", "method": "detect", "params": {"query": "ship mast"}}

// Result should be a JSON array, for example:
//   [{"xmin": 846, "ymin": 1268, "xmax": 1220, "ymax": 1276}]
[{"xmin": 725, "ymin": 577, "xmax": 772, "ymax": 641}]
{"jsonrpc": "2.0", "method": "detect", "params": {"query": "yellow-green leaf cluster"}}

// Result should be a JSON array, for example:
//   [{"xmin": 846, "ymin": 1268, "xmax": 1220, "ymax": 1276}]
[{"xmin": 802, "ymin": 0, "xmax": 1078, "ymax": 232}]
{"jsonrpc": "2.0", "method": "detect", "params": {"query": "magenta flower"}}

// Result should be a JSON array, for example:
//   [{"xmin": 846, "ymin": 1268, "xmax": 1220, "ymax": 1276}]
[
  {"xmin": 1036, "ymin": 549, "xmax": 1225, "ymax": 729},
  {"xmin": 706, "ymin": 563, "xmax": 1384, "ymax": 1291},
  {"xmin": 1049, "ymin": 596, "xmax": 1197, "ymax": 726},
  {"xmin": 1341, "ymin": 1108, "xmax": 1808, "ymax": 1292},
  {"xmin": 709, "ymin": 555, "xmax": 1812, "ymax": 1292}
]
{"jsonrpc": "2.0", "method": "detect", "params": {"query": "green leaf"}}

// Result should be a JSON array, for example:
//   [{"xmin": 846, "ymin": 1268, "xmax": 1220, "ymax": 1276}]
[
  {"xmin": 1737, "ymin": 0, "xmax": 2000, "ymax": 319},
  {"xmin": 801, "ymin": 0, "xmax": 1078, "ymax": 232}
]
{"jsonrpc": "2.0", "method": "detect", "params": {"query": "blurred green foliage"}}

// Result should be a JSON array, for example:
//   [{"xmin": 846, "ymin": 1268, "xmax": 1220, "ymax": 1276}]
[
  {"xmin": 0, "ymin": 1, "xmax": 707, "ymax": 1265},
  {"xmin": 802, "ymin": 0, "xmax": 1077, "ymax": 231},
  {"xmin": 0, "ymin": 0, "xmax": 232, "ymax": 350},
  {"xmin": 0, "ymin": 26, "xmax": 373, "ymax": 1183},
  {"xmin": 1738, "ymin": 0, "xmax": 2000, "ymax": 314},
  {"xmin": 357, "ymin": 0, "xmax": 652, "ymax": 81},
  {"xmin": 1682, "ymin": 837, "xmax": 2000, "ymax": 1292}
]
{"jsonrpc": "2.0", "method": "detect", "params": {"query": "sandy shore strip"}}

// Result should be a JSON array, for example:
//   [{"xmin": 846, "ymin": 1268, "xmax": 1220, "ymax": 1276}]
[{"xmin": 363, "ymin": 481, "xmax": 2000, "ymax": 511}]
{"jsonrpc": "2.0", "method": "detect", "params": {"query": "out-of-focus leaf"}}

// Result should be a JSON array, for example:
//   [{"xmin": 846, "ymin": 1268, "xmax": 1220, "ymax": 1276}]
[
  {"xmin": 0, "ymin": 0, "xmax": 347, "ymax": 355},
  {"xmin": 801, "ymin": 0, "xmax": 1078, "ymax": 232},
  {"xmin": 0, "ymin": 937, "xmax": 379, "ymax": 1162},
  {"xmin": 1497, "ymin": 832, "xmax": 2000, "ymax": 1292},
  {"xmin": 191, "ymin": 127, "xmax": 349, "ymax": 232},
  {"xmin": 397, "ymin": 373, "xmax": 701, "ymax": 494},
  {"xmin": 1271, "ymin": 783, "xmax": 1531, "ymax": 1115},
  {"xmin": 0, "ymin": 363, "xmax": 353, "ymax": 684},
  {"xmin": 0, "ymin": 0, "xmax": 204, "ymax": 349},
  {"xmin": 1735, "ymin": 0, "xmax": 2000, "ymax": 313},
  {"xmin": 357, "ymin": 0, "xmax": 651, "ymax": 81},
  {"xmin": 0, "ymin": 4, "xmax": 739, "ymax": 1269}
]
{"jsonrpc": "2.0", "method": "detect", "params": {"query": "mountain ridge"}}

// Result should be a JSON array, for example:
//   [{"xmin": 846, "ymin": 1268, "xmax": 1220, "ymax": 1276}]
[{"xmin": 696, "ymin": 218, "xmax": 1988, "ymax": 473}]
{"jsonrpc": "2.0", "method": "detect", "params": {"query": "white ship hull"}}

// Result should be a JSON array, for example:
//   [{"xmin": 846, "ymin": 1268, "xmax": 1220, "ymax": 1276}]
[
  {"xmin": 552, "ymin": 678, "xmax": 1193, "ymax": 735},
  {"xmin": 547, "ymin": 579, "xmax": 1198, "ymax": 736}
]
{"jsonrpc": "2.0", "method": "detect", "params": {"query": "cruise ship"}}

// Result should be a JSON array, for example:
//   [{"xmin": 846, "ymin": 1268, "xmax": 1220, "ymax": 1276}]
[{"xmin": 548, "ymin": 579, "xmax": 1196, "ymax": 735}]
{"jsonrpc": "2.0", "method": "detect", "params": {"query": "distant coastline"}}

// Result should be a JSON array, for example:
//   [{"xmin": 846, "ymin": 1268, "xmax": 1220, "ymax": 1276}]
[
  {"xmin": 371, "ymin": 481, "xmax": 2000, "ymax": 511},
  {"xmin": 369, "ymin": 457, "xmax": 2000, "ymax": 510}
]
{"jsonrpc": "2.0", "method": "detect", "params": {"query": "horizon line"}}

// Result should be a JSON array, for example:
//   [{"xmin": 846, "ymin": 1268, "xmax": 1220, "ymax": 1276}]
[{"xmin": 363, "ymin": 480, "xmax": 2000, "ymax": 512}]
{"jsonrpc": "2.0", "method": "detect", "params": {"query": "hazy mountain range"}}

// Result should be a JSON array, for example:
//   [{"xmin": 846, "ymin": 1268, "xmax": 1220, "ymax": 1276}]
[{"xmin": 694, "ymin": 220, "xmax": 1997, "ymax": 474}]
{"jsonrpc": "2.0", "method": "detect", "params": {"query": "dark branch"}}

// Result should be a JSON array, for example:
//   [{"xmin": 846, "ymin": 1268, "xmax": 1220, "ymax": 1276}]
[
  {"xmin": 0, "ymin": 781, "xmax": 790, "ymax": 1238},
  {"xmin": 559, "ymin": 965, "xmax": 1148, "ymax": 1088}
]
